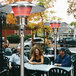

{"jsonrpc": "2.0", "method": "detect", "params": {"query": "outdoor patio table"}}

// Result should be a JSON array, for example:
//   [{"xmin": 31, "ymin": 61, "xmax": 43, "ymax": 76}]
[
  {"xmin": 44, "ymin": 54, "xmax": 54, "ymax": 58},
  {"xmin": 24, "ymin": 63, "xmax": 74, "ymax": 76},
  {"xmin": 44, "ymin": 54, "xmax": 54, "ymax": 64},
  {"xmin": 46, "ymin": 47, "xmax": 53, "ymax": 51}
]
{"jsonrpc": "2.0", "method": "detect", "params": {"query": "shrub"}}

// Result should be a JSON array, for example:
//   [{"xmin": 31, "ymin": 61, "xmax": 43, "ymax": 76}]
[
  {"xmin": 7, "ymin": 34, "xmax": 32, "ymax": 43},
  {"xmin": 7, "ymin": 35, "xmax": 20, "ymax": 43},
  {"xmin": 24, "ymin": 34, "xmax": 31, "ymax": 41}
]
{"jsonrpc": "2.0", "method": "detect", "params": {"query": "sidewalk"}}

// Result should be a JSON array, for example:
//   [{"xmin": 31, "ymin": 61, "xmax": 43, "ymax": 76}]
[{"xmin": 9, "ymin": 43, "xmax": 18, "ymax": 48}]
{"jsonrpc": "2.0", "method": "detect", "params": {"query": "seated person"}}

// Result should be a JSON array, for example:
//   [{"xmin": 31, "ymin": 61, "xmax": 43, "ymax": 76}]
[
  {"xmin": 30, "ymin": 44, "xmax": 37, "ymax": 58},
  {"xmin": 9, "ymin": 46, "xmax": 29, "ymax": 76},
  {"xmin": 54, "ymin": 47, "xmax": 71, "ymax": 67},
  {"xmin": 9, "ymin": 46, "xmax": 29, "ymax": 69},
  {"xmin": 29, "ymin": 47, "xmax": 44, "ymax": 64},
  {"xmin": 29, "ymin": 47, "xmax": 44, "ymax": 76}
]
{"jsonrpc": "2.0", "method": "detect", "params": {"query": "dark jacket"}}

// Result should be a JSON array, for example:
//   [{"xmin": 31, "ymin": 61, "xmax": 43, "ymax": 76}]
[{"xmin": 54, "ymin": 54, "xmax": 71, "ymax": 67}]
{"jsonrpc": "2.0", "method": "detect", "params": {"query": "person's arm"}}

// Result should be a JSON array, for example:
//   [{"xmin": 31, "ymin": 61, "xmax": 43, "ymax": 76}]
[
  {"xmin": 54, "ymin": 54, "xmax": 62, "ymax": 66},
  {"xmin": 29, "ymin": 56, "xmax": 34, "ymax": 64},
  {"xmin": 54, "ymin": 54, "xmax": 60, "ymax": 64},
  {"xmin": 61, "ymin": 56, "xmax": 71, "ymax": 67},
  {"xmin": 24, "ymin": 56, "xmax": 29, "ymax": 63},
  {"xmin": 9, "ymin": 62, "xmax": 12, "ymax": 69},
  {"xmin": 9, "ymin": 54, "xmax": 14, "ymax": 69},
  {"xmin": 29, "ymin": 56, "xmax": 44, "ymax": 64}
]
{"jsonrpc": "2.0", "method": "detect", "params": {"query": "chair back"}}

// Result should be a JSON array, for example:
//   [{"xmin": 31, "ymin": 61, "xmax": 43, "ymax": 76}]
[
  {"xmin": 4, "ymin": 48, "xmax": 12, "ymax": 56},
  {"xmin": 49, "ymin": 67, "xmax": 70, "ymax": 76},
  {"xmin": 71, "ymin": 54, "xmax": 76, "ymax": 63},
  {"xmin": 71, "ymin": 54, "xmax": 76, "ymax": 76},
  {"xmin": 44, "ymin": 57, "xmax": 50, "ymax": 64},
  {"xmin": 0, "ymin": 69, "xmax": 8, "ymax": 76},
  {"xmin": 9, "ymin": 63, "xmax": 20, "ymax": 76}
]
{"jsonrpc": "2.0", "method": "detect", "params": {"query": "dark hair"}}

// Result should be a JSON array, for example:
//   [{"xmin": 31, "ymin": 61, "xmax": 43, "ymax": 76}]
[
  {"xmin": 32, "ymin": 47, "xmax": 43, "ymax": 57},
  {"xmin": 60, "ymin": 48, "xmax": 66, "ymax": 53}
]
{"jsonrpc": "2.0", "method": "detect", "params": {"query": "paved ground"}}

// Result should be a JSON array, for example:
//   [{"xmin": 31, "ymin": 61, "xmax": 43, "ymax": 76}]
[{"xmin": 9, "ymin": 43, "xmax": 18, "ymax": 48}]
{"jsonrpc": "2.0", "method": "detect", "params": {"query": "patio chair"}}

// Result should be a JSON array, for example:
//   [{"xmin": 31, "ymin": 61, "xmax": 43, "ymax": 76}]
[
  {"xmin": 49, "ymin": 67, "xmax": 70, "ymax": 76},
  {"xmin": 71, "ymin": 54, "xmax": 76, "ymax": 76},
  {"xmin": 4, "ymin": 48, "xmax": 12, "ymax": 56},
  {"xmin": 9, "ymin": 62, "xmax": 32, "ymax": 76},
  {"xmin": 44, "ymin": 46, "xmax": 50, "ymax": 55},
  {"xmin": 44, "ymin": 57, "xmax": 50, "ymax": 64},
  {"xmin": 24, "ymin": 52, "xmax": 30, "ymax": 59},
  {"xmin": 0, "ymin": 69, "xmax": 8, "ymax": 76},
  {"xmin": 9, "ymin": 62, "xmax": 20, "ymax": 76},
  {"xmin": 3, "ymin": 56, "xmax": 9, "ymax": 69}
]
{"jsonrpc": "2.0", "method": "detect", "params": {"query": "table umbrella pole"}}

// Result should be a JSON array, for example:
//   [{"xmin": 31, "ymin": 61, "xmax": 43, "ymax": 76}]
[{"xmin": 20, "ymin": 17, "xmax": 25, "ymax": 76}]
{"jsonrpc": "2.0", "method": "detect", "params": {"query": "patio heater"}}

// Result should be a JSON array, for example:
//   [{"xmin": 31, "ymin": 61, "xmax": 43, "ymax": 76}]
[
  {"xmin": 11, "ymin": 2, "xmax": 34, "ymax": 76},
  {"xmin": 50, "ymin": 21, "xmax": 60, "ymax": 59},
  {"xmin": 10, "ymin": 1, "xmax": 45, "ymax": 76}
]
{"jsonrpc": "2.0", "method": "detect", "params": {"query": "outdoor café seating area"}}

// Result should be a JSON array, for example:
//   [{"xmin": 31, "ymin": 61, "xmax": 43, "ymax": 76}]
[
  {"xmin": 0, "ymin": 46, "xmax": 76, "ymax": 76},
  {"xmin": 0, "ymin": 1, "xmax": 76, "ymax": 76}
]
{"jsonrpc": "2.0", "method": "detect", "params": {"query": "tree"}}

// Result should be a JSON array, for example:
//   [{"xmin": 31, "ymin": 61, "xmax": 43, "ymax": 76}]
[
  {"xmin": 6, "ymin": 0, "xmax": 32, "ymax": 4},
  {"xmin": 67, "ymin": 0, "xmax": 76, "ymax": 18},
  {"xmin": 7, "ymin": 14, "xmax": 17, "ymax": 25},
  {"xmin": 5, "ymin": 0, "xmax": 56, "ymax": 45},
  {"xmin": 70, "ymin": 22, "xmax": 76, "ymax": 38}
]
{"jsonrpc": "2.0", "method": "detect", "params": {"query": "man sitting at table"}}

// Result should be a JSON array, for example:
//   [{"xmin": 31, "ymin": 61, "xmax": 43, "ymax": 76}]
[
  {"xmin": 9, "ymin": 46, "xmax": 29, "ymax": 76},
  {"xmin": 54, "ymin": 47, "xmax": 71, "ymax": 67}
]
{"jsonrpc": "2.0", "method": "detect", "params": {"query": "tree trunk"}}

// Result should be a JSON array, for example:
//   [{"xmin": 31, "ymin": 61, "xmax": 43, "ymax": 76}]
[
  {"xmin": 32, "ymin": 30, "xmax": 34, "ymax": 46},
  {"xmin": 46, "ymin": 32, "xmax": 48, "ymax": 40},
  {"xmin": 4, "ymin": 29, "xmax": 7, "ymax": 45}
]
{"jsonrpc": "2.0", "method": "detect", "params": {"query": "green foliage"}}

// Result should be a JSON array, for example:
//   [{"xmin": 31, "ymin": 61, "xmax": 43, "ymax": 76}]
[
  {"xmin": 40, "ymin": 35, "xmax": 45, "ymax": 38},
  {"xmin": 48, "ymin": 36, "xmax": 53, "ymax": 40},
  {"xmin": 70, "ymin": 22, "xmax": 76, "ymax": 27},
  {"xmin": 38, "ymin": 2, "xmax": 44, "ymax": 6},
  {"xmin": 7, "ymin": 34, "xmax": 20, "ymax": 43},
  {"xmin": 37, "ymin": 0, "xmax": 55, "ymax": 8},
  {"xmin": 7, "ymin": 34, "xmax": 32, "ymax": 43},
  {"xmin": 24, "ymin": 35, "xmax": 32, "ymax": 41}
]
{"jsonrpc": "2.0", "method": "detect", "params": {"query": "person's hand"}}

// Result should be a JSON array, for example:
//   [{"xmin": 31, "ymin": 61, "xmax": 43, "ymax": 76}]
[
  {"xmin": 29, "ymin": 62, "xmax": 37, "ymax": 65},
  {"xmin": 9, "ymin": 65, "xmax": 12, "ymax": 69},
  {"xmin": 58, "ymin": 64, "xmax": 61, "ymax": 66},
  {"xmin": 54, "ymin": 63, "xmax": 58, "ymax": 66},
  {"xmin": 31, "ymin": 62, "xmax": 37, "ymax": 65},
  {"xmin": 54, "ymin": 64, "xmax": 61, "ymax": 66}
]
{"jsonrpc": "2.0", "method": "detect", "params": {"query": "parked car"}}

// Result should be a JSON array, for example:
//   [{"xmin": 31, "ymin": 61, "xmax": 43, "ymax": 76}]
[
  {"xmin": 18, "ymin": 37, "xmax": 44, "ymax": 49},
  {"xmin": 58, "ymin": 37, "xmax": 76, "ymax": 47}
]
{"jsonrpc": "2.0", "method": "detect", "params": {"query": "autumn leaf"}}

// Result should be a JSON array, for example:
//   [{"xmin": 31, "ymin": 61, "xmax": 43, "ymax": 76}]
[{"xmin": 7, "ymin": 14, "xmax": 17, "ymax": 24}]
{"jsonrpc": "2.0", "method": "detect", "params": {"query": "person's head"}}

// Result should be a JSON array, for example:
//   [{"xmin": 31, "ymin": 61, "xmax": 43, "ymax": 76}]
[
  {"xmin": 33, "ymin": 47, "xmax": 43, "ymax": 57},
  {"xmin": 2, "ymin": 43, "xmax": 8, "ymax": 48},
  {"xmin": 17, "ymin": 47, "xmax": 21, "ymax": 54},
  {"xmin": 59, "ymin": 48, "xmax": 66, "ymax": 57}
]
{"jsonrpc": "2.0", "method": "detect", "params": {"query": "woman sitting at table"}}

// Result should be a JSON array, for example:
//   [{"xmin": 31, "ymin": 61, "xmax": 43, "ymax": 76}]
[{"xmin": 29, "ymin": 47, "xmax": 44, "ymax": 64}]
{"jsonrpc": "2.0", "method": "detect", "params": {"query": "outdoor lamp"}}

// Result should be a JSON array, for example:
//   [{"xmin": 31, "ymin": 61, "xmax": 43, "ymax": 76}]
[
  {"xmin": 11, "ymin": 1, "xmax": 34, "ymax": 17},
  {"xmin": 0, "ymin": 1, "xmax": 45, "ymax": 76},
  {"xmin": 10, "ymin": 1, "xmax": 45, "ymax": 76},
  {"xmin": 11, "ymin": 2, "xmax": 34, "ymax": 76},
  {"xmin": 50, "ymin": 21, "xmax": 60, "ymax": 59}
]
